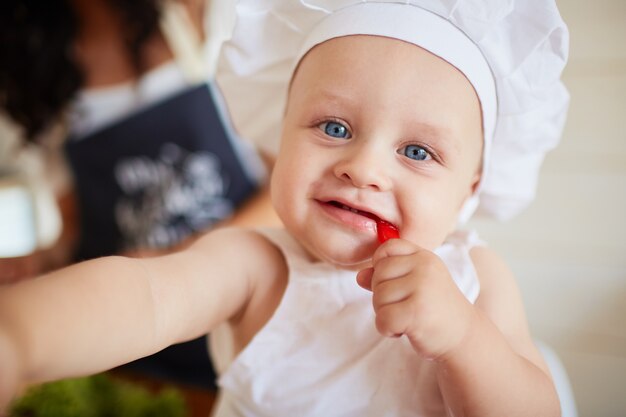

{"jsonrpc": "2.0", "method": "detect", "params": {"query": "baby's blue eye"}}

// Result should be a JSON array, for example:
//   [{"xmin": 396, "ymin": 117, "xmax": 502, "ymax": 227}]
[
  {"xmin": 401, "ymin": 145, "xmax": 430, "ymax": 161},
  {"xmin": 320, "ymin": 121, "xmax": 351, "ymax": 139}
]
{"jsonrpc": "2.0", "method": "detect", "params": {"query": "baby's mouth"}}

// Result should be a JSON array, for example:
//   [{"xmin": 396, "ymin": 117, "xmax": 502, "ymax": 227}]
[
  {"xmin": 325, "ymin": 200, "xmax": 400, "ymax": 241},
  {"xmin": 327, "ymin": 200, "xmax": 380, "ymax": 221}
]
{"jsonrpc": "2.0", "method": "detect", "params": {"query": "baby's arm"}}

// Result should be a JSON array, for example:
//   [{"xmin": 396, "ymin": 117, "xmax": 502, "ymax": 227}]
[
  {"xmin": 435, "ymin": 246, "xmax": 559, "ymax": 416},
  {"xmin": 0, "ymin": 228, "xmax": 279, "ymax": 408},
  {"xmin": 357, "ymin": 240, "xmax": 559, "ymax": 417}
]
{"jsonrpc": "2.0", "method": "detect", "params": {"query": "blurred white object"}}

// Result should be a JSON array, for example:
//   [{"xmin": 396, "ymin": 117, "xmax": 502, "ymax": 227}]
[
  {"xmin": 0, "ymin": 114, "xmax": 63, "ymax": 254},
  {"xmin": 0, "ymin": 174, "xmax": 37, "ymax": 257}
]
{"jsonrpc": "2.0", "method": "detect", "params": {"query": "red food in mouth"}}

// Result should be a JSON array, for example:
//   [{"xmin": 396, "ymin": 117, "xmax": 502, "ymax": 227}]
[
  {"xmin": 325, "ymin": 201, "xmax": 399, "ymax": 242},
  {"xmin": 376, "ymin": 220, "xmax": 399, "ymax": 243}
]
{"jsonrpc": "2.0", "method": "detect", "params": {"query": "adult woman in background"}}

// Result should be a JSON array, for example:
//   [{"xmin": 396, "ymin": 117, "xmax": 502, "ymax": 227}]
[{"xmin": 0, "ymin": 0, "xmax": 279, "ymax": 391}]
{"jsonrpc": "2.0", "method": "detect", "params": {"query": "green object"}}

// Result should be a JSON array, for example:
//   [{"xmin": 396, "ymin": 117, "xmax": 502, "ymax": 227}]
[{"xmin": 9, "ymin": 373, "xmax": 187, "ymax": 417}]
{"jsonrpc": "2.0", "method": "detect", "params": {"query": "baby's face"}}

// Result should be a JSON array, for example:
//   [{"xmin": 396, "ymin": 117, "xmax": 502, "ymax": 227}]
[{"xmin": 271, "ymin": 35, "xmax": 483, "ymax": 269}]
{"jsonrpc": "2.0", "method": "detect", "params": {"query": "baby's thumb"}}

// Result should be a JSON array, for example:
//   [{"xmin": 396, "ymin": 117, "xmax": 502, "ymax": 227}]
[{"xmin": 356, "ymin": 267, "xmax": 374, "ymax": 291}]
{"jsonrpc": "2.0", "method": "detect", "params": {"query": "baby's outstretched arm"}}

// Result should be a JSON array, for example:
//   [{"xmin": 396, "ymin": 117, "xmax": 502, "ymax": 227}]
[
  {"xmin": 0, "ymin": 228, "xmax": 278, "ymax": 409},
  {"xmin": 357, "ymin": 239, "xmax": 560, "ymax": 417}
]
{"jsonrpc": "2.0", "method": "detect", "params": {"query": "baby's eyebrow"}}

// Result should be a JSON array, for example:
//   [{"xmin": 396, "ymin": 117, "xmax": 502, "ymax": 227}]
[
  {"xmin": 314, "ymin": 89, "xmax": 359, "ymax": 107},
  {"xmin": 315, "ymin": 90, "xmax": 449, "ymax": 132},
  {"xmin": 403, "ymin": 120, "xmax": 454, "ymax": 145},
  {"xmin": 300, "ymin": 89, "xmax": 359, "ymax": 117},
  {"xmin": 407, "ymin": 121, "xmax": 449, "ymax": 136},
  {"xmin": 310, "ymin": 89, "xmax": 460, "ymax": 149}
]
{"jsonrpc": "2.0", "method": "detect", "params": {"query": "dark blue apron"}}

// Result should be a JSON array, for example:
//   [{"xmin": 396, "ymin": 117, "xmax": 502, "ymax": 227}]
[{"xmin": 64, "ymin": 83, "xmax": 261, "ymax": 389}]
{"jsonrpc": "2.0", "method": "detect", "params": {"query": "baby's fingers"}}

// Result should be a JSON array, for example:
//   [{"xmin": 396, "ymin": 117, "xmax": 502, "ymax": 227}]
[
  {"xmin": 356, "ymin": 267, "xmax": 374, "ymax": 291},
  {"xmin": 371, "ymin": 238, "xmax": 419, "ymax": 264},
  {"xmin": 375, "ymin": 301, "xmax": 413, "ymax": 338},
  {"xmin": 370, "ymin": 253, "xmax": 417, "ymax": 287},
  {"xmin": 358, "ymin": 238, "xmax": 420, "ymax": 290},
  {"xmin": 372, "ymin": 275, "xmax": 412, "ymax": 310}
]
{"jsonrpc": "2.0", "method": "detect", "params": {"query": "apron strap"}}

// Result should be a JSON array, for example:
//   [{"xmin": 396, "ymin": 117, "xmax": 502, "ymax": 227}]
[{"xmin": 160, "ymin": 1, "xmax": 209, "ymax": 83}]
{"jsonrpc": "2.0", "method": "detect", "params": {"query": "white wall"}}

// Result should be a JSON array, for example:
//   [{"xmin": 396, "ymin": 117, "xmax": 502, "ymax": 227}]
[{"xmin": 469, "ymin": 1, "xmax": 626, "ymax": 416}]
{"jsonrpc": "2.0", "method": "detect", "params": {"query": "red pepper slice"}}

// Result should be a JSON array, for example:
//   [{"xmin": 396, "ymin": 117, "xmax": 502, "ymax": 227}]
[{"xmin": 376, "ymin": 220, "xmax": 399, "ymax": 243}]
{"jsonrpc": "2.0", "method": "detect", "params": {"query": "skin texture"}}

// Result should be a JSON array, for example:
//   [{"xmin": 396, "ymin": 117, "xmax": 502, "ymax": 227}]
[{"xmin": 0, "ymin": 35, "xmax": 560, "ymax": 416}]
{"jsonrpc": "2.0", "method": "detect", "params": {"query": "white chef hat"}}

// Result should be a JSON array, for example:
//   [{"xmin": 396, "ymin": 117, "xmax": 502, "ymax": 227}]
[{"xmin": 217, "ymin": 0, "xmax": 570, "ymax": 221}]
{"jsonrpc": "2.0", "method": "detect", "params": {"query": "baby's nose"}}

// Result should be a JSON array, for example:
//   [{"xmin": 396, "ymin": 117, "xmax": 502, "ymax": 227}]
[{"xmin": 333, "ymin": 145, "xmax": 393, "ymax": 191}]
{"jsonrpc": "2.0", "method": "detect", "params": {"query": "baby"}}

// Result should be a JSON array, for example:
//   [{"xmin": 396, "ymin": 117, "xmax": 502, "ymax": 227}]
[{"xmin": 0, "ymin": 1, "xmax": 569, "ymax": 416}]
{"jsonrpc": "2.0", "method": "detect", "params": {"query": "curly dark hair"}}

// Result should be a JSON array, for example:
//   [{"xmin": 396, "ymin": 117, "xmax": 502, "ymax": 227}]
[{"xmin": 0, "ymin": 0, "xmax": 163, "ymax": 141}]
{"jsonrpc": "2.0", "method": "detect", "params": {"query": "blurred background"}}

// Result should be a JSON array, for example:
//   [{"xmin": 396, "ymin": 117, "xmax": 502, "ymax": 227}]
[
  {"xmin": 1, "ymin": 1, "xmax": 623, "ymax": 416},
  {"xmin": 470, "ymin": 0, "xmax": 626, "ymax": 416}
]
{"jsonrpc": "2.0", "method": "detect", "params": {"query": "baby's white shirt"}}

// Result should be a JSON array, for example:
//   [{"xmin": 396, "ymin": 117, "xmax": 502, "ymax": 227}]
[{"xmin": 210, "ymin": 228, "xmax": 482, "ymax": 417}]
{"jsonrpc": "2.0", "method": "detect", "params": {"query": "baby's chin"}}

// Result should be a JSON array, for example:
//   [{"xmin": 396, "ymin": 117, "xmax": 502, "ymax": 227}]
[
  {"xmin": 300, "ymin": 238, "xmax": 375, "ymax": 271},
  {"xmin": 282, "ymin": 220, "xmax": 378, "ymax": 270},
  {"xmin": 327, "ymin": 256, "xmax": 373, "ymax": 271}
]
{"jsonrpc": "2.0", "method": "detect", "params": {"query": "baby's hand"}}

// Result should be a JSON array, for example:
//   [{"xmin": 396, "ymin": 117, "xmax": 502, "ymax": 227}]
[
  {"xmin": 0, "ymin": 328, "xmax": 20, "ymax": 413},
  {"xmin": 356, "ymin": 239, "xmax": 476, "ymax": 360}
]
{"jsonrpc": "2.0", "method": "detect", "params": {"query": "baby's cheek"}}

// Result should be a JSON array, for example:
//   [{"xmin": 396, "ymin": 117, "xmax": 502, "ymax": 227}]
[{"xmin": 401, "ymin": 223, "xmax": 449, "ymax": 251}]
